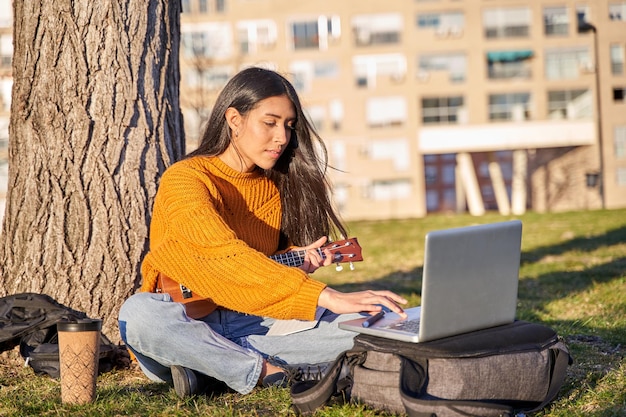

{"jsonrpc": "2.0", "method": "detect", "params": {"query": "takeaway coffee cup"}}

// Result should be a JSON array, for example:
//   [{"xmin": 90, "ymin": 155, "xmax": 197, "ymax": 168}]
[{"xmin": 57, "ymin": 319, "xmax": 102, "ymax": 404}]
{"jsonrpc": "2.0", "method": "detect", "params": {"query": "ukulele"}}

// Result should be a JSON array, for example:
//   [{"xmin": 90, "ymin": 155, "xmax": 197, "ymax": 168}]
[{"xmin": 156, "ymin": 237, "xmax": 363, "ymax": 319}]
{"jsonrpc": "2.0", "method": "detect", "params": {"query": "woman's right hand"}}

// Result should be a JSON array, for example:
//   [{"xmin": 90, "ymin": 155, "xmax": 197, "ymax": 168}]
[{"xmin": 317, "ymin": 287, "xmax": 408, "ymax": 319}]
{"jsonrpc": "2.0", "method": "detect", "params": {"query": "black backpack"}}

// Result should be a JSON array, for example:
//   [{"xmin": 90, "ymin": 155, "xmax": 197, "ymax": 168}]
[{"xmin": 0, "ymin": 293, "xmax": 117, "ymax": 378}]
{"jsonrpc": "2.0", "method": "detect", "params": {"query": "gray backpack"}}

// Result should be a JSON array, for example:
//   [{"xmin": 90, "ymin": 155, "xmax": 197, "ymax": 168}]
[{"xmin": 291, "ymin": 320, "xmax": 572, "ymax": 417}]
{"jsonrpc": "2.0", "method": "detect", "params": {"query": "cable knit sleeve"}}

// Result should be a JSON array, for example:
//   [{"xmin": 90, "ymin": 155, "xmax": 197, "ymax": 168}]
[{"xmin": 140, "ymin": 157, "xmax": 326, "ymax": 321}]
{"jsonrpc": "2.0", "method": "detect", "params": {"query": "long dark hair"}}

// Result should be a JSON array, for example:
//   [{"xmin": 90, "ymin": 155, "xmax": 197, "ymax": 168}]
[{"xmin": 188, "ymin": 67, "xmax": 347, "ymax": 247}]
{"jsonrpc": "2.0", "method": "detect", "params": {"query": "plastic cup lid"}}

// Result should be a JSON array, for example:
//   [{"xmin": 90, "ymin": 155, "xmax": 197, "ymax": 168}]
[{"xmin": 57, "ymin": 319, "xmax": 102, "ymax": 332}]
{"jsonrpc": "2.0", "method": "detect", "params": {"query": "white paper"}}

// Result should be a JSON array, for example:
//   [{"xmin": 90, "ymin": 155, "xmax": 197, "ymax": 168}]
[{"xmin": 266, "ymin": 307, "xmax": 326, "ymax": 336}]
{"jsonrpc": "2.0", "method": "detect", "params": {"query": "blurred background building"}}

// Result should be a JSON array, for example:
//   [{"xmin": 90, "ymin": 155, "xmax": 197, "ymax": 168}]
[
  {"xmin": 178, "ymin": 0, "xmax": 626, "ymax": 220},
  {"xmin": 1, "ymin": 0, "xmax": 625, "ymax": 222}
]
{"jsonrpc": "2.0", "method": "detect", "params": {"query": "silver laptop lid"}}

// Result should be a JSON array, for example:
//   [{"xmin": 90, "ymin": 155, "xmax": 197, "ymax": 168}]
[{"xmin": 418, "ymin": 220, "xmax": 522, "ymax": 342}]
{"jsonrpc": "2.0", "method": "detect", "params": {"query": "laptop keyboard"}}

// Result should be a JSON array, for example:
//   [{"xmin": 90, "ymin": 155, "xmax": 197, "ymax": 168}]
[{"xmin": 385, "ymin": 318, "xmax": 421, "ymax": 333}]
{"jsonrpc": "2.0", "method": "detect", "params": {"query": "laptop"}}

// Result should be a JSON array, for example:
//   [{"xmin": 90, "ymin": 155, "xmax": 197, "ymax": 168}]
[{"xmin": 339, "ymin": 220, "xmax": 522, "ymax": 343}]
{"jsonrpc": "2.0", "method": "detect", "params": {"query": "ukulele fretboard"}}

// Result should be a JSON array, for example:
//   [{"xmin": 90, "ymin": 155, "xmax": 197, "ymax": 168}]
[{"xmin": 270, "ymin": 249, "xmax": 324, "ymax": 267}]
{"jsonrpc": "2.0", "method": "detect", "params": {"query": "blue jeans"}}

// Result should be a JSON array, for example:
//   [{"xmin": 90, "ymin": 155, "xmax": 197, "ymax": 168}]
[{"xmin": 118, "ymin": 292, "xmax": 360, "ymax": 394}]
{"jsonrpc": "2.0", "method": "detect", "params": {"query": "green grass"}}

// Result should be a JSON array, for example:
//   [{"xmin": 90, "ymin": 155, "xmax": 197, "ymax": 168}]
[{"xmin": 1, "ymin": 209, "xmax": 625, "ymax": 416}]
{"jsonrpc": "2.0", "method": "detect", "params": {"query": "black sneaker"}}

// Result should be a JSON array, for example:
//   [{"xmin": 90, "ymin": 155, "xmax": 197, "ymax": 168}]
[
  {"xmin": 287, "ymin": 362, "xmax": 331, "ymax": 383},
  {"xmin": 261, "ymin": 371, "xmax": 289, "ymax": 388},
  {"xmin": 262, "ymin": 362, "xmax": 331, "ymax": 388},
  {"xmin": 171, "ymin": 365, "xmax": 198, "ymax": 398}
]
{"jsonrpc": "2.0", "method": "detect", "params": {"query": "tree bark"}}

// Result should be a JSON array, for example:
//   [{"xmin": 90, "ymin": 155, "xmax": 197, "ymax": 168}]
[{"xmin": 0, "ymin": 0, "xmax": 184, "ymax": 342}]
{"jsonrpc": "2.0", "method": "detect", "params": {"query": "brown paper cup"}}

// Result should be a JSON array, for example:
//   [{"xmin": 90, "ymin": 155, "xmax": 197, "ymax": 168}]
[{"xmin": 57, "ymin": 319, "xmax": 102, "ymax": 404}]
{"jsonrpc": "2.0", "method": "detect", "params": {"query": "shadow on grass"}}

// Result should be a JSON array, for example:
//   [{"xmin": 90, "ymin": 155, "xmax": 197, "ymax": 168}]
[
  {"xmin": 518, "ymin": 228, "xmax": 626, "ymax": 344},
  {"xmin": 518, "ymin": 256, "xmax": 626, "ymax": 306},
  {"xmin": 521, "ymin": 225, "xmax": 626, "ymax": 264}
]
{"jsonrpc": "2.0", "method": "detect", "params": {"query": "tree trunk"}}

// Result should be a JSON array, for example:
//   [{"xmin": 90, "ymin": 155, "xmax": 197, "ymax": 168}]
[{"xmin": 0, "ymin": 0, "xmax": 184, "ymax": 342}]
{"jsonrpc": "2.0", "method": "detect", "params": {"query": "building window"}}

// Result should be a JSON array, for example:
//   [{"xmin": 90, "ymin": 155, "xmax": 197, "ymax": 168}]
[
  {"xmin": 609, "ymin": 2, "xmax": 626, "ymax": 20},
  {"xmin": 237, "ymin": 20, "xmax": 277, "ymax": 55},
  {"xmin": 425, "ymin": 165, "xmax": 438, "ymax": 185},
  {"xmin": 329, "ymin": 99, "xmax": 343, "ymax": 131},
  {"xmin": 424, "ymin": 154, "xmax": 457, "ymax": 212},
  {"xmin": 0, "ymin": 34, "xmax": 12, "ymax": 68},
  {"xmin": 487, "ymin": 50, "xmax": 533, "ymax": 79},
  {"xmin": 365, "ymin": 140, "xmax": 411, "ymax": 171},
  {"xmin": 292, "ymin": 21, "xmax": 318, "ymax": 50},
  {"xmin": 615, "ymin": 126, "xmax": 626, "ymax": 158},
  {"xmin": 614, "ymin": 87, "xmax": 626, "ymax": 102},
  {"xmin": 314, "ymin": 61, "xmax": 339, "ymax": 78},
  {"xmin": 289, "ymin": 60, "xmax": 339, "ymax": 92},
  {"xmin": 289, "ymin": 61, "xmax": 312, "ymax": 92},
  {"xmin": 182, "ymin": 32, "xmax": 208, "ymax": 57},
  {"xmin": 181, "ymin": 0, "xmax": 190, "ymax": 13},
  {"xmin": 617, "ymin": 167, "xmax": 626, "ymax": 186},
  {"xmin": 544, "ymin": 6, "xmax": 569, "ymax": 35},
  {"xmin": 331, "ymin": 142, "xmax": 347, "ymax": 172},
  {"xmin": 183, "ymin": 0, "xmax": 224, "ymax": 14},
  {"xmin": 0, "ymin": 0, "xmax": 10, "ymax": 28},
  {"xmin": 483, "ymin": 7, "xmax": 531, "ymax": 39},
  {"xmin": 182, "ymin": 23, "xmax": 232, "ymax": 59},
  {"xmin": 418, "ymin": 53, "xmax": 466, "ymax": 82},
  {"xmin": 333, "ymin": 183, "xmax": 348, "ymax": 212},
  {"xmin": 442, "ymin": 189, "xmax": 456, "ymax": 211},
  {"xmin": 421, "ymin": 96, "xmax": 464, "ymax": 125},
  {"xmin": 0, "ymin": 135, "xmax": 7, "ymax": 156},
  {"xmin": 291, "ymin": 16, "xmax": 340, "ymax": 51},
  {"xmin": 426, "ymin": 189, "xmax": 439, "ymax": 211},
  {"xmin": 442, "ymin": 165, "xmax": 455, "ymax": 184},
  {"xmin": 0, "ymin": 79, "xmax": 11, "ymax": 112},
  {"xmin": 368, "ymin": 179, "xmax": 412, "ymax": 201},
  {"xmin": 184, "ymin": 66, "xmax": 232, "ymax": 91},
  {"xmin": 366, "ymin": 96, "xmax": 407, "ymax": 127},
  {"xmin": 488, "ymin": 93, "xmax": 531, "ymax": 121},
  {"xmin": 353, "ymin": 54, "xmax": 406, "ymax": 88},
  {"xmin": 611, "ymin": 44, "xmax": 625, "ymax": 75},
  {"xmin": 545, "ymin": 47, "xmax": 591, "ymax": 80},
  {"xmin": 352, "ymin": 13, "xmax": 402, "ymax": 46},
  {"xmin": 547, "ymin": 89, "xmax": 592, "ymax": 119},
  {"xmin": 416, "ymin": 11, "xmax": 464, "ymax": 36},
  {"xmin": 305, "ymin": 105, "xmax": 326, "ymax": 132},
  {"xmin": 576, "ymin": 5, "xmax": 591, "ymax": 32}
]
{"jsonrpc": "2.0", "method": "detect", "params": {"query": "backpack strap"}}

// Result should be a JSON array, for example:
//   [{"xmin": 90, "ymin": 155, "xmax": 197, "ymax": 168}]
[{"xmin": 290, "ymin": 351, "xmax": 360, "ymax": 414}]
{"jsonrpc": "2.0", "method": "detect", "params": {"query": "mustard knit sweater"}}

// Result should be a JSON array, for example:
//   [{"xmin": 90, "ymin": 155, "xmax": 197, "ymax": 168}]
[{"xmin": 140, "ymin": 156, "xmax": 327, "ymax": 321}]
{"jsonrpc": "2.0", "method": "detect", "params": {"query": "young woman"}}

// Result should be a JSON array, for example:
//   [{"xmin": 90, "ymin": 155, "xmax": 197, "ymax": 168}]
[{"xmin": 118, "ymin": 67, "xmax": 407, "ymax": 397}]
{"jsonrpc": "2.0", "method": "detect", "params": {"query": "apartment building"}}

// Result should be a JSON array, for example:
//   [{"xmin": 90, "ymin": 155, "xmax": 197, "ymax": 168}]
[
  {"xmin": 0, "ymin": 1, "xmax": 624, "ymax": 221},
  {"xmin": 179, "ymin": 0, "xmax": 626, "ymax": 220}
]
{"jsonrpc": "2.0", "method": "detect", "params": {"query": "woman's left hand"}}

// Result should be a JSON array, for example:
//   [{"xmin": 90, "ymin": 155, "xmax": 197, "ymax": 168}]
[{"xmin": 292, "ymin": 236, "xmax": 332, "ymax": 274}]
